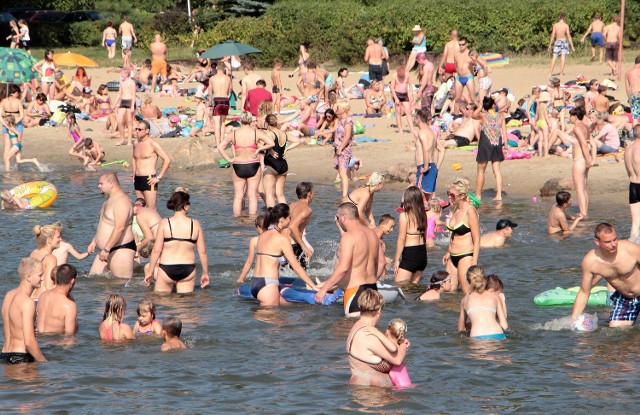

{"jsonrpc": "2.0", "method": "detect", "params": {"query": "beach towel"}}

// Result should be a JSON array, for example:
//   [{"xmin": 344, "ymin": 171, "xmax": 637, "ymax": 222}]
[{"xmin": 353, "ymin": 136, "xmax": 391, "ymax": 144}]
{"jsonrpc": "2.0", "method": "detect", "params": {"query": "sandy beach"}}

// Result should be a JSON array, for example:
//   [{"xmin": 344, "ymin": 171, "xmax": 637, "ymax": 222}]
[{"xmin": 13, "ymin": 56, "xmax": 638, "ymax": 204}]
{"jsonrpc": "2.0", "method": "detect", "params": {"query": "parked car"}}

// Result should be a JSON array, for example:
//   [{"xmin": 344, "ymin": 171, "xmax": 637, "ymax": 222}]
[
  {"xmin": 61, "ymin": 10, "xmax": 106, "ymax": 23},
  {"xmin": 29, "ymin": 11, "xmax": 67, "ymax": 24},
  {"xmin": 3, "ymin": 7, "xmax": 43, "ymax": 20}
]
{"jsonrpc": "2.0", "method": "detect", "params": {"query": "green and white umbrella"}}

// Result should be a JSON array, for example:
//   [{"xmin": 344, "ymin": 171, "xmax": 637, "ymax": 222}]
[
  {"xmin": 0, "ymin": 47, "xmax": 39, "ymax": 85},
  {"xmin": 200, "ymin": 40, "xmax": 262, "ymax": 60}
]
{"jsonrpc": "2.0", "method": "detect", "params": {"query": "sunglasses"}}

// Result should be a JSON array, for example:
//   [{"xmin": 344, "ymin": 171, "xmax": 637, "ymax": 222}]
[
  {"xmin": 459, "ymin": 43, "xmax": 467, "ymax": 46},
  {"xmin": 134, "ymin": 128, "xmax": 147, "ymax": 131}
]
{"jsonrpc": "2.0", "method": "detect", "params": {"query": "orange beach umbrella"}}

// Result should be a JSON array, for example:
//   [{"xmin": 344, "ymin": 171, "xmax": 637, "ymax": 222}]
[{"xmin": 53, "ymin": 52, "xmax": 98, "ymax": 68}]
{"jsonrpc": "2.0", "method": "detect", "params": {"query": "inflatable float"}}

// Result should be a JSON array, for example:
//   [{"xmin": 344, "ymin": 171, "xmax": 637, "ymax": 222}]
[
  {"xmin": 534, "ymin": 286, "xmax": 609, "ymax": 307},
  {"xmin": 480, "ymin": 53, "xmax": 510, "ymax": 68},
  {"xmin": 5, "ymin": 181, "xmax": 57, "ymax": 209},
  {"xmin": 236, "ymin": 277, "xmax": 404, "ymax": 305}
]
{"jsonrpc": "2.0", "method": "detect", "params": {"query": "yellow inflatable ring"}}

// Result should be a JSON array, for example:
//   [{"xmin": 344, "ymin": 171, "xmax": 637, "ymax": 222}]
[{"xmin": 10, "ymin": 181, "xmax": 58, "ymax": 209}]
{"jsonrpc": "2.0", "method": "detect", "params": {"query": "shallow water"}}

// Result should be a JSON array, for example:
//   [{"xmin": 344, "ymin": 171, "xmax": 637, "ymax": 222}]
[{"xmin": 0, "ymin": 166, "xmax": 638, "ymax": 414}]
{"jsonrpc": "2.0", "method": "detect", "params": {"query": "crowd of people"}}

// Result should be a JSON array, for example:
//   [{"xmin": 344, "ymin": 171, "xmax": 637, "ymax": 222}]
[{"xmin": 3, "ymin": 13, "xmax": 640, "ymax": 391}]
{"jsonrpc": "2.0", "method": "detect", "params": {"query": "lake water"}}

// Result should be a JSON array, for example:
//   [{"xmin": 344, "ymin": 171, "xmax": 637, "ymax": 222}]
[{"xmin": 0, "ymin": 167, "xmax": 638, "ymax": 414}]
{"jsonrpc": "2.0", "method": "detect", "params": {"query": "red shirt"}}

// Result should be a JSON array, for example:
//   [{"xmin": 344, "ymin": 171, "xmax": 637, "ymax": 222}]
[{"xmin": 244, "ymin": 87, "xmax": 273, "ymax": 117}]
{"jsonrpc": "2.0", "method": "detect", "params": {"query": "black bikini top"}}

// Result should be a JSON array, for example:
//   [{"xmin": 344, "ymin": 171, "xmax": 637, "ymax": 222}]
[{"xmin": 164, "ymin": 218, "xmax": 197, "ymax": 244}]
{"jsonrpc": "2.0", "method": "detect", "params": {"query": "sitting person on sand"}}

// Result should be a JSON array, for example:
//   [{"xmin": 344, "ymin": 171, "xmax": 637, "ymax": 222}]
[
  {"xmin": 480, "ymin": 219, "xmax": 517, "ymax": 248},
  {"xmin": 161, "ymin": 317, "xmax": 187, "ymax": 351},
  {"xmin": 78, "ymin": 87, "xmax": 97, "ymax": 114},
  {"xmin": 70, "ymin": 137, "xmax": 105, "ymax": 170},
  {"xmin": 140, "ymin": 95, "xmax": 164, "ymax": 135},
  {"xmin": 23, "ymin": 93, "xmax": 52, "ymax": 128},
  {"xmin": 314, "ymin": 108, "xmax": 338, "ymax": 144},
  {"xmin": 547, "ymin": 190, "xmax": 584, "ymax": 234},
  {"xmin": 364, "ymin": 81, "xmax": 387, "ymax": 115}
]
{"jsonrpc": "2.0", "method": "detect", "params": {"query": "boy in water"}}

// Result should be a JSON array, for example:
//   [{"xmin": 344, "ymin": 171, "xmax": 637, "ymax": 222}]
[
  {"xmin": 271, "ymin": 59, "xmax": 283, "ymax": 114},
  {"xmin": 161, "ymin": 316, "xmax": 186, "ymax": 351},
  {"xmin": 190, "ymin": 90, "xmax": 207, "ymax": 138},
  {"xmin": 374, "ymin": 214, "xmax": 395, "ymax": 276},
  {"xmin": 547, "ymin": 191, "xmax": 584, "ymax": 234}
]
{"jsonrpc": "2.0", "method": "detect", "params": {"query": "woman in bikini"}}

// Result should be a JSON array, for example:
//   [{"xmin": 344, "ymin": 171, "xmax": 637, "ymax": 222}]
[
  {"xmin": 101, "ymin": 21, "xmax": 117, "ymax": 59},
  {"xmin": 443, "ymin": 178, "xmax": 480, "ymax": 294},
  {"xmin": 145, "ymin": 191, "xmax": 210, "ymax": 293},
  {"xmin": 94, "ymin": 84, "xmax": 118, "ymax": 134},
  {"xmin": 288, "ymin": 42, "xmax": 310, "ymax": 78},
  {"xmin": 390, "ymin": 66, "xmax": 417, "ymax": 136},
  {"xmin": 534, "ymin": 91, "xmax": 552, "ymax": 157},
  {"xmin": 99, "ymin": 294, "xmax": 134, "ymax": 341},
  {"xmin": 394, "ymin": 186, "xmax": 428, "ymax": 284},
  {"xmin": 29, "ymin": 222, "xmax": 61, "ymax": 300},
  {"xmin": 23, "ymin": 93, "xmax": 51, "ymax": 128},
  {"xmin": 250, "ymin": 203, "xmax": 318, "ymax": 306},
  {"xmin": 1, "ymin": 84, "xmax": 25, "ymax": 165},
  {"xmin": 346, "ymin": 289, "xmax": 409, "ymax": 387},
  {"xmin": 469, "ymin": 50, "xmax": 492, "ymax": 105},
  {"xmin": 217, "ymin": 111, "xmax": 274, "ymax": 216},
  {"xmin": 364, "ymin": 81, "xmax": 387, "ymax": 115},
  {"xmin": 549, "ymin": 77, "xmax": 566, "ymax": 131},
  {"xmin": 458, "ymin": 265, "xmax": 508, "ymax": 340},
  {"xmin": 263, "ymin": 114, "xmax": 302, "ymax": 208},
  {"xmin": 32, "ymin": 49, "xmax": 58, "ymax": 101},
  {"xmin": 314, "ymin": 108, "xmax": 338, "ymax": 144}
]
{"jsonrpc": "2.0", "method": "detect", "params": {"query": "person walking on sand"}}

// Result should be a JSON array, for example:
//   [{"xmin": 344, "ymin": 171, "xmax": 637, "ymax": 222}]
[
  {"xmin": 150, "ymin": 34, "xmax": 167, "ymax": 93},
  {"xmin": 453, "ymin": 38, "xmax": 475, "ymax": 114},
  {"xmin": 118, "ymin": 16, "xmax": 137, "ymax": 55},
  {"xmin": 625, "ymin": 55, "xmax": 640, "ymax": 125},
  {"xmin": 438, "ymin": 29, "xmax": 460, "ymax": 76},
  {"xmin": 102, "ymin": 22, "xmax": 117, "ymax": 59},
  {"xmin": 625, "ymin": 125, "xmax": 640, "ymax": 239},
  {"xmin": 548, "ymin": 13, "xmax": 575, "ymax": 76},
  {"xmin": 580, "ymin": 13, "xmax": 605, "ymax": 63},
  {"xmin": 364, "ymin": 37, "xmax": 384, "ymax": 83},
  {"xmin": 603, "ymin": 15, "xmax": 621, "ymax": 76},
  {"xmin": 208, "ymin": 63, "xmax": 232, "ymax": 148}
]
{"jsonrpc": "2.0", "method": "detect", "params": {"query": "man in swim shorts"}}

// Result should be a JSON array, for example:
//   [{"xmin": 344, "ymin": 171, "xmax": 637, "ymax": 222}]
[
  {"xmin": 438, "ymin": 29, "xmax": 460, "ymax": 76},
  {"xmin": 364, "ymin": 38, "xmax": 384, "ymax": 82},
  {"xmin": 580, "ymin": 13, "xmax": 604, "ymax": 63},
  {"xmin": 572, "ymin": 223, "xmax": 640, "ymax": 327},
  {"xmin": 288, "ymin": 182, "xmax": 315, "ymax": 269},
  {"xmin": 415, "ymin": 109, "xmax": 445, "ymax": 200},
  {"xmin": 603, "ymin": 15, "xmax": 621, "ymax": 76},
  {"xmin": 443, "ymin": 103, "xmax": 480, "ymax": 148},
  {"xmin": 315, "ymin": 203, "xmax": 385, "ymax": 317},
  {"xmin": 1, "ymin": 258, "xmax": 47, "ymax": 364},
  {"xmin": 114, "ymin": 68, "xmax": 136, "ymax": 146},
  {"xmin": 36, "ymin": 264, "xmax": 77, "ymax": 335},
  {"xmin": 88, "ymin": 172, "xmax": 137, "ymax": 278},
  {"xmin": 208, "ymin": 63, "xmax": 232, "ymax": 147},
  {"xmin": 625, "ymin": 125, "xmax": 640, "ymax": 239},
  {"xmin": 118, "ymin": 15, "xmax": 137, "ymax": 58},
  {"xmin": 149, "ymin": 34, "xmax": 167, "ymax": 93},
  {"xmin": 132, "ymin": 120, "xmax": 172, "ymax": 210},
  {"xmin": 416, "ymin": 54, "xmax": 435, "ymax": 122},
  {"xmin": 548, "ymin": 13, "xmax": 575, "ymax": 76},
  {"xmin": 626, "ymin": 56, "xmax": 640, "ymax": 123},
  {"xmin": 453, "ymin": 38, "xmax": 475, "ymax": 114}
]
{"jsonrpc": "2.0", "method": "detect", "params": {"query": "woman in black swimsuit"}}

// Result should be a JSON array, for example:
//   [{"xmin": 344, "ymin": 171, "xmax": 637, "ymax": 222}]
[
  {"xmin": 217, "ymin": 111, "xmax": 274, "ymax": 216},
  {"xmin": 262, "ymin": 114, "xmax": 302, "ymax": 208},
  {"xmin": 394, "ymin": 186, "xmax": 428, "ymax": 284},
  {"xmin": 145, "ymin": 191, "xmax": 210, "ymax": 293},
  {"xmin": 442, "ymin": 178, "xmax": 480, "ymax": 294}
]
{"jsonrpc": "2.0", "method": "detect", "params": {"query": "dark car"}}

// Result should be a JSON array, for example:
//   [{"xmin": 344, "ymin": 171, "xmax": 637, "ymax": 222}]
[
  {"xmin": 61, "ymin": 10, "xmax": 105, "ymax": 23},
  {"xmin": 28, "ymin": 11, "xmax": 67, "ymax": 24},
  {"xmin": 0, "ymin": 12, "xmax": 17, "ymax": 46},
  {"xmin": 3, "ymin": 7, "xmax": 43, "ymax": 20}
]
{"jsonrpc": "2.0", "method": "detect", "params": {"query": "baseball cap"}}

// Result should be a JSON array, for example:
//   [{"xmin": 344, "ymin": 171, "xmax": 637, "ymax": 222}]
[
  {"xmin": 83, "ymin": 87, "xmax": 92, "ymax": 94},
  {"xmin": 168, "ymin": 115, "xmax": 180, "ymax": 123},
  {"xmin": 496, "ymin": 219, "xmax": 517, "ymax": 230}
]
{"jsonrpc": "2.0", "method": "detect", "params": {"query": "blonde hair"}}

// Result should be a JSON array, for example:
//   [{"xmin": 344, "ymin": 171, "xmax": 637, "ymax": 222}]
[
  {"xmin": 102, "ymin": 293, "xmax": 126, "ymax": 323},
  {"xmin": 136, "ymin": 299, "xmax": 156, "ymax": 319},
  {"xmin": 387, "ymin": 318, "xmax": 407, "ymax": 344},
  {"xmin": 143, "ymin": 95, "xmax": 153, "ymax": 104},
  {"xmin": 448, "ymin": 178, "xmax": 470, "ymax": 198},
  {"xmin": 18, "ymin": 257, "xmax": 42, "ymax": 280},
  {"xmin": 466, "ymin": 265, "xmax": 487, "ymax": 294},
  {"xmin": 367, "ymin": 172, "xmax": 384, "ymax": 187},
  {"xmin": 357, "ymin": 289, "xmax": 384, "ymax": 314},
  {"xmin": 33, "ymin": 222, "xmax": 62, "ymax": 248},
  {"xmin": 239, "ymin": 111, "xmax": 254, "ymax": 125},
  {"xmin": 427, "ymin": 198, "xmax": 443, "ymax": 213},
  {"xmin": 258, "ymin": 100, "xmax": 273, "ymax": 117},
  {"xmin": 336, "ymin": 99, "xmax": 351, "ymax": 112},
  {"xmin": 531, "ymin": 86, "xmax": 542, "ymax": 95},
  {"xmin": 469, "ymin": 49, "xmax": 479, "ymax": 58}
]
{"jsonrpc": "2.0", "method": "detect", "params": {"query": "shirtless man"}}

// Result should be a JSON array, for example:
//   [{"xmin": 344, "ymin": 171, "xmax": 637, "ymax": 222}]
[
  {"xmin": 580, "ymin": 14, "xmax": 605, "ymax": 63},
  {"xmin": 240, "ymin": 61, "xmax": 263, "ymax": 110},
  {"xmin": 374, "ymin": 214, "xmax": 395, "ymax": 277},
  {"xmin": 603, "ymin": 15, "xmax": 621, "ymax": 76},
  {"xmin": 118, "ymin": 16, "xmax": 137, "ymax": 58},
  {"xmin": 101, "ymin": 21, "xmax": 117, "ymax": 59},
  {"xmin": 453, "ymin": 38, "xmax": 475, "ymax": 114},
  {"xmin": 297, "ymin": 61, "xmax": 322, "ymax": 110},
  {"xmin": 132, "ymin": 120, "xmax": 172, "ymax": 210},
  {"xmin": 287, "ymin": 182, "xmax": 314, "ymax": 270},
  {"xmin": 137, "ymin": 60, "xmax": 152, "ymax": 87},
  {"xmin": 594, "ymin": 84, "xmax": 609, "ymax": 113},
  {"xmin": 568, "ymin": 107, "xmax": 591, "ymax": 217},
  {"xmin": 625, "ymin": 55, "xmax": 640, "ymax": 125},
  {"xmin": 480, "ymin": 219, "xmax": 517, "ymax": 248},
  {"xmin": 133, "ymin": 198, "xmax": 162, "ymax": 258},
  {"xmin": 315, "ymin": 203, "xmax": 385, "ymax": 317},
  {"xmin": 415, "ymin": 109, "xmax": 445, "ymax": 200},
  {"xmin": 36, "ymin": 264, "xmax": 77, "ymax": 335},
  {"xmin": 572, "ymin": 223, "xmax": 640, "ymax": 327},
  {"xmin": 443, "ymin": 103, "xmax": 481, "ymax": 148},
  {"xmin": 113, "ymin": 68, "xmax": 136, "ymax": 146},
  {"xmin": 438, "ymin": 29, "xmax": 460, "ymax": 76},
  {"xmin": 208, "ymin": 64, "xmax": 232, "ymax": 147},
  {"xmin": 416, "ymin": 54, "xmax": 435, "ymax": 122},
  {"xmin": 1, "ymin": 258, "xmax": 46, "ymax": 363},
  {"xmin": 547, "ymin": 191, "xmax": 584, "ymax": 234},
  {"xmin": 625, "ymin": 125, "xmax": 640, "ymax": 239},
  {"xmin": 548, "ymin": 13, "xmax": 575, "ymax": 76},
  {"xmin": 87, "ymin": 172, "xmax": 136, "ymax": 278},
  {"xmin": 364, "ymin": 38, "xmax": 384, "ymax": 83},
  {"xmin": 271, "ymin": 59, "xmax": 283, "ymax": 114},
  {"xmin": 150, "ymin": 34, "xmax": 167, "ymax": 93}
]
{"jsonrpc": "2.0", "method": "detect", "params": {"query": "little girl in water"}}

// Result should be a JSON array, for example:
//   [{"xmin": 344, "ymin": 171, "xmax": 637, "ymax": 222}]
[
  {"xmin": 133, "ymin": 299, "xmax": 162, "ymax": 335},
  {"xmin": 3, "ymin": 114, "xmax": 41, "ymax": 172},
  {"xmin": 426, "ymin": 198, "xmax": 445, "ymax": 248},
  {"xmin": 487, "ymin": 274, "xmax": 507, "ymax": 318},
  {"xmin": 237, "ymin": 215, "xmax": 266, "ymax": 283},
  {"xmin": 418, "ymin": 270, "xmax": 451, "ymax": 301},
  {"xmin": 99, "ymin": 294, "xmax": 134, "ymax": 341},
  {"xmin": 386, "ymin": 318, "xmax": 413, "ymax": 388}
]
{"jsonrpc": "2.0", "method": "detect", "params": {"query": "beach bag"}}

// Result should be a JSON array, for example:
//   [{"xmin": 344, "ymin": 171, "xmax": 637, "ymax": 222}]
[
  {"xmin": 50, "ymin": 110, "xmax": 66, "ymax": 126},
  {"xmin": 353, "ymin": 120, "xmax": 365, "ymax": 135},
  {"xmin": 106, "ymin": 81, "xmax": 120, "ymax": 92}
]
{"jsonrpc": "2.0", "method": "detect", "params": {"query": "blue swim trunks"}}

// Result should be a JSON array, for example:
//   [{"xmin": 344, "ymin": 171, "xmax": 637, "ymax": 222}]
[
  {"xmin": 193, "ymin": 120, "xmax": 204, "ymax": 129},
  {"xmin": 609, "ymin": 291, "xmax": 640, "ymax": 322},
  {"xmin": 590, "ymin": 32, "xmax": 605, "ymax": 47},
  {"xmin": 105, "ymin": 39, "xmax": 116, "ymax": 47},
  {"xmin": 417, "ymin": 163, "xmax": 438, "ymax": 194},
  {"xmin": 631, "ymin": 93, "xmax": 640, "ymax": 121},
  {"xmin": 472, "ymin": 333, "xmax": 507, "ymax": 341}
]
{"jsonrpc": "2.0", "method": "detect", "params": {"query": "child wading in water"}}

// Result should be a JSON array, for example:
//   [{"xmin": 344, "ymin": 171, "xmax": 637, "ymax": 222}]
[
  {"xmin": 386, "ymin": 318, "xmax": 413, "ymax": 387},
  {"xmin": 426, "ymin": 198, "xmax": 445, "ymax": 249},
  {"xmin": 237, "ymin": 215, "xmax": 265, "ymax": 283},
  {"xmin": 161, "ymin": 317, "xmax": 187, "ymax": 351},
  {"xmin": 99, "ymin": 294, "xmax": 134, "ymax": 341},
  {"xmin": 133, "ymin": 299, "xmax": 162, "ymax": 335},
  {"xmin": 2, "ymin": 114, "xmax": 41, "ymax": 171},
  {"xmin": 418, "ymin": 270, "xmax": 452, "ymax": 301}
]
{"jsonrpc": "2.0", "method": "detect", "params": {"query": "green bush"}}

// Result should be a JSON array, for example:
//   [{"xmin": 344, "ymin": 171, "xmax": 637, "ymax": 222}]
[{"xmin": 67, "ymin": 21, "xmax": 106, "ymax": 47}]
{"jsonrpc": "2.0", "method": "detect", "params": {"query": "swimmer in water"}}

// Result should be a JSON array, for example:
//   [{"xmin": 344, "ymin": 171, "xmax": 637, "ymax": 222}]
[
  {"xmin": 458, "ymin": 265, "xmax": 508, "ymax": 340},
  {"xmin": 480, "ymin": 219, "xmax": 517, "ymax": 248},
  {"xmin": 133, "ymin": 299, "xmax": 162, "ymax": 336},
  {"xmin": 547, "ymin": 191, "xmax": 584, "ymax": 234},
  {"xmin": 373, "ymin": 214, "xmax": 396, "ymax": 277},
  {"xmin": 486, "ymin": 274, "xmax": 507, "ymax": 318},
  {"xmin": 161, "ymin": 317, "xmax": 187, "ymax": 351},
  {"xmin": 237, "ymin": 215, "xmax": 265, "ymax": 283},
  {"xmin": 418, "ymin": 270, "xmax": 452, "ymax": 301},
  {"xmin": 99, "ymin": 293, "xmax": 134, "ymax": 341}
]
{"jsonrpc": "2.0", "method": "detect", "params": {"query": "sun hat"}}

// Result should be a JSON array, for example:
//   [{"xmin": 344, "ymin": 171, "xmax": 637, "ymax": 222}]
[{"xmin": 412, "ymin": 25, "xmax": 422, "ymax": 32}]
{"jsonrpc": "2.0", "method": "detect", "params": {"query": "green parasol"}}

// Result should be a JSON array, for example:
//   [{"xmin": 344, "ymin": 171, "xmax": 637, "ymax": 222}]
[
  {"xmin": 0, "ymin": 47, "xmax": 39, "ymax": 85},
  {"xmin": 200, "ymin": 40, "xmax": 262, "ymax": 60}
]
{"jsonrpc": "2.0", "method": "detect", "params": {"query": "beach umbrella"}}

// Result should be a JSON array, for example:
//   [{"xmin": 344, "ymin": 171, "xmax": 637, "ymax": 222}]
[
  {"xmin": 200, "ymin": 40, "xmax": 262, "ymax": 60},
  {"xmin": 53, "ymin": 51, "xmax": 98, "ymax": 68},
  {"xmin": 0, "ymin": 47, "xmax": 39, "ymax": 84}
]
